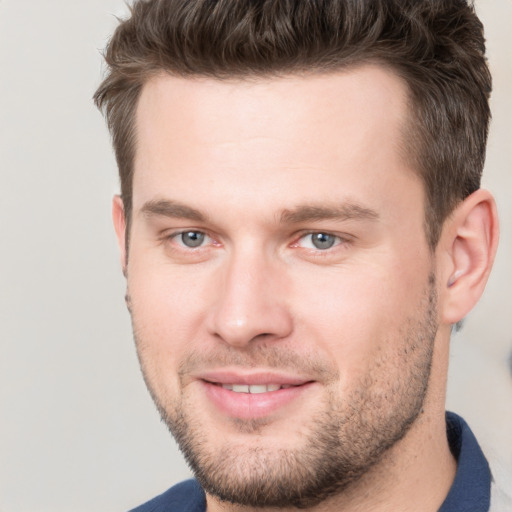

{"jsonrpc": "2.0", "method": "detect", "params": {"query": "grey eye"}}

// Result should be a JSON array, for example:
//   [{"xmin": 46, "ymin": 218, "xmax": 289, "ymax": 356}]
[
  {"xmin": 180, "ymin": 231, "xmax": 205, "ymax": 248},
  {"xmin": 310, "ymin": 233, "xmax": 337, "ymax": 250}
]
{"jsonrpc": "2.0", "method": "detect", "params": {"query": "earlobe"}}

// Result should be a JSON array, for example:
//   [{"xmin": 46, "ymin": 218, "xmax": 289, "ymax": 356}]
[
  {"xmin": 440, "ymin": 189, "xmax": 499, "ymax": 325},
  {"xmin": 112, "ymin": 195, "xmax": 128, "ymax": 274}
]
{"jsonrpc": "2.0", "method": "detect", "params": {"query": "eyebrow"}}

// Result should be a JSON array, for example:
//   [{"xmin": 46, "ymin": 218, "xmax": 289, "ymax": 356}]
[
  {"xmin": 140, "ymin": 198, "xmax": 379, "ymax": 225},
  {"xmin": 140, "ymin": 199, "xmax": 207, "ymax": 222},
  {"xmin": 279, "ymin": 203, "xmax": 380, "ymax": 224}
]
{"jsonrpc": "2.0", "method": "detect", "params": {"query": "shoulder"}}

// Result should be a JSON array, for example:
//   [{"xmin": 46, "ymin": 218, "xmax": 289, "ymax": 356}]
[{"xmin": 128, "ymin": 479, "xmax": 206, "ymax": 512}]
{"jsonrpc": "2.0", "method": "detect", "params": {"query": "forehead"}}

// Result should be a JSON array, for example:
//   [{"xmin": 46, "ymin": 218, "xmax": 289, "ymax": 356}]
[
  {"xmin": 132, "ymin": 66, "xmax": 420, "ymax": 220},
  {"xmin": 135, "ymin": 65, "xmax": 410, "ymax": 153}
]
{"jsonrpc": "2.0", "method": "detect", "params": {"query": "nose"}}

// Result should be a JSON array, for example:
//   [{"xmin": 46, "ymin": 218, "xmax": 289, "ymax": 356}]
[{"xmin": 206, "ymin": 250, "xmax": 293, "ymax": 348}]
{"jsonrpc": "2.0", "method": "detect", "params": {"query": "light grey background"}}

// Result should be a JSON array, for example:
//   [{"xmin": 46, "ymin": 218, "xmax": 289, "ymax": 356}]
[{"xmin": 0, "ymin": 1, "xmax": 510, "ymax": 511}]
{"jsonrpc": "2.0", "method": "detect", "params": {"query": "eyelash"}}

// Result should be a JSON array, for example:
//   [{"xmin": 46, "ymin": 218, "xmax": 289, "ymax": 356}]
[
  {"xmin": 167, "ymin": 230, "xmax": 217, "ymax": 249},
  {"xmin": 162, "ymin": 230, "xmax": 352, "ymax": 259},
  {"xmin": 293, "ymin": 232, "xmax": 346, "ymax": 251}
]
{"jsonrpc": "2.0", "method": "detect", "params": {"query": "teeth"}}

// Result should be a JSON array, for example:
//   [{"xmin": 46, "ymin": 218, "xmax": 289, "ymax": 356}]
[
  {"xmin": 221, "ymin": 384, "xmax": 285, "ymax": 393},
  {"xmin": 248, "ymin": 385, "xmax": 268, "ymax": 394},
  {"xmin": 232, "ymin": 384, "xmax": 249, "ymax": 393}
]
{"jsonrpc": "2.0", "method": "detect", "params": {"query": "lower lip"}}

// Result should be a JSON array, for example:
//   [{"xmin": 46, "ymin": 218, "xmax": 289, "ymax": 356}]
[{"xmin": 201, "ymin": 381, "xmax": 314, "ymax": 420}]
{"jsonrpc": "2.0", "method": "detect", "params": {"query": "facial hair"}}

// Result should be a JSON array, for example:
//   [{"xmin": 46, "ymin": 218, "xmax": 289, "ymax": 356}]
[{"xmin": 132, "ymin": 273, "xmax": 438, "ymax": 509}]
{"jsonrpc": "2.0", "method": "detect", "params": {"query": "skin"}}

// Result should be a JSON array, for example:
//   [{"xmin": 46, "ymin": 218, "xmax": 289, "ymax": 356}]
[{"xmin": 113, "ymin": 65, "xmax": 499, "ymax": 512}]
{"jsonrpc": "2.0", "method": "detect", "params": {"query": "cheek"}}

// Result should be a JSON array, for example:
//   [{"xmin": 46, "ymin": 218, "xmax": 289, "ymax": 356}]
[
  {"xmin": 126, "ymin": 254, "xmax": 211, "ymax": 389},
  {"xmin": 129, "ymin": 244, "xmax": 209, "ymax": 325},
  {"xmin": 290, "ymin": 257, "xmax": 431, "ymax": 377}
]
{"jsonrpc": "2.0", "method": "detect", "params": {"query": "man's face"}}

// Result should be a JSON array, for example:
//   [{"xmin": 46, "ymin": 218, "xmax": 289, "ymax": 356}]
[{"xmin": 119, "ymin": 66, "xmax": 440, "ymax": 507}]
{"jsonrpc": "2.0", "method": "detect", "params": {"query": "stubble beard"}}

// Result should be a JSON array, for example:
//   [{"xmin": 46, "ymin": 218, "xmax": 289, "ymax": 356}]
[{"xmin": 133, "ymin": 274, "xmax": 438, "ymax": 509}]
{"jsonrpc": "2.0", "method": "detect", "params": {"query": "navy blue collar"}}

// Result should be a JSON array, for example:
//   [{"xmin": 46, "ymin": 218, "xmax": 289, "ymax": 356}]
[{"xmin": 438, "ymin": 412, "xmax": 491, "ymax": 512}]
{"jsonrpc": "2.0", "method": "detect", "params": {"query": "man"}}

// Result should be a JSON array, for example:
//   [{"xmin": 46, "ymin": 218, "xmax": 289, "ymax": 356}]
[{"xmin": 95, "ymin": 0, "xmax": 509, "ymax": 510}]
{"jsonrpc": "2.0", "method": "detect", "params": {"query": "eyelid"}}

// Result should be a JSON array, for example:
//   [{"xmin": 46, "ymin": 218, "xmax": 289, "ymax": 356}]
[
  {"xmin": 164, "ymin": 229, "xmax": 217, "ymax": 249},
  {"xmin": 292, "ymin": 230, "xmax": 353, "ymax": 251},
  {"xmin": 160, "ymin": 228, "xmax": 351, "ymax": 253},
  {"xmin": 301, "ymin": 232, "xmax": 339, "ymax": 247}
]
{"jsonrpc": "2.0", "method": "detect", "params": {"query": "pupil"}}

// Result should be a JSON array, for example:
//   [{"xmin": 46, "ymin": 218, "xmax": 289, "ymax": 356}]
[
  {"xmin": 312, "ymin": 233, "xmax": 335, "ymax": 249},
  {"xmin": 182, "ymin": 231, "xmax": 204, "ymax": 247}
]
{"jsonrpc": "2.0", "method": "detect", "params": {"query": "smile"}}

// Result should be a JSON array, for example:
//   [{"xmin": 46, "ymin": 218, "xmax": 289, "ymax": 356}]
[
  {"xmin": 200, "ymin": 376, "xmax": 315, "ymax": 420},
  {"xmin": 219, "ymin": 383, "xmax": 294, "ymax": 393}
]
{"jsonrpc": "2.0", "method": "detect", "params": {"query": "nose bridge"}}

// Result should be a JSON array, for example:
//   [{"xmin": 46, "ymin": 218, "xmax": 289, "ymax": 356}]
[{"xmin": 208, "ymin": 244, "xmax": 292, "ymax": 347}]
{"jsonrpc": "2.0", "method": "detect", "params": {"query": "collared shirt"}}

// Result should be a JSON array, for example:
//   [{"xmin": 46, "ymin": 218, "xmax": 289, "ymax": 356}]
[
  {"xmin": 439, "ymin": 412, "xmax": 491, "ymax": 511},
  {"xmin": 130, "ymin": 412, "xmax": 504, "ymax": 512}
]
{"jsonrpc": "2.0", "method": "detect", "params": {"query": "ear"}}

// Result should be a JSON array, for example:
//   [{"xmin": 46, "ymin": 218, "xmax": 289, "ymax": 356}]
[
  {"xmin": 112, "ymin": 195, "xmax": 128, "ymax": 274},
  {"xmin": 438, "ymin": 189, "xmax": 499, "ymax": 325}
]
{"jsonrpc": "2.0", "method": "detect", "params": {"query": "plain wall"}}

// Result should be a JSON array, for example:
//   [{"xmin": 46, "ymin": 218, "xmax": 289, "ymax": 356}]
[{"xmin": 0, "ymin": 1, "xmax": 510, "ymax": 510}]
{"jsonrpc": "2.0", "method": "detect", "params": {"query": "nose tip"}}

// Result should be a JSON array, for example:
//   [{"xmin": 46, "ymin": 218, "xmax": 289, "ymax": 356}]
[
  {"xmin": 213, "ymin": 318, "xmax": 266, "ymax": 347},
  {"xmin": 211, "ymin": 310, "xmax": 289, "ymax": 348}
]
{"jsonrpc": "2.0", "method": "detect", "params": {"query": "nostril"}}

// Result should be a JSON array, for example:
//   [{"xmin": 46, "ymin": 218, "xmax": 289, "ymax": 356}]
[{"xmin": 253, "ymin": 333, "xmax": 272, "ymax": 340}]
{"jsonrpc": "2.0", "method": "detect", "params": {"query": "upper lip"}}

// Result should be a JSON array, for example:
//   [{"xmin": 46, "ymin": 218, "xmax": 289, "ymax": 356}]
[{"xmin": 197, "ymin": 369, "xmax": 313, "ymax": 386}]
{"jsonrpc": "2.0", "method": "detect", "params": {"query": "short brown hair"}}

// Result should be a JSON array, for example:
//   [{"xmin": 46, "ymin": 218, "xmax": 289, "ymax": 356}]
[{"xmin": 94, "ymin": 0, "xmax": 491, "ymax": 248}]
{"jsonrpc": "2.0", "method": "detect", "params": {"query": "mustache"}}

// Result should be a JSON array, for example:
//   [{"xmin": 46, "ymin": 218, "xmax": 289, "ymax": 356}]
[{"xmin": 177, "ymin": 345, "xmax": 339, "ymax": 383}]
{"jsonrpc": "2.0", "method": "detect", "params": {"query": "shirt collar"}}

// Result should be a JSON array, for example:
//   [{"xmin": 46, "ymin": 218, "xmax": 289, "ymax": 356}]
[{"xmin": 438, "ymin": 412, "xmax": 491, "ymax": 512}]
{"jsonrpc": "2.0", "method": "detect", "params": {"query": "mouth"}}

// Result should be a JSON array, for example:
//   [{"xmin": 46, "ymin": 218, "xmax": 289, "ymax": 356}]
[
  {"xmin": 198, "ymin": 372, "xmax": 316, "ymax": 420},
  {"xmin": 214, "ymin": 383, "xmax": 296, "ymax": 394}
]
